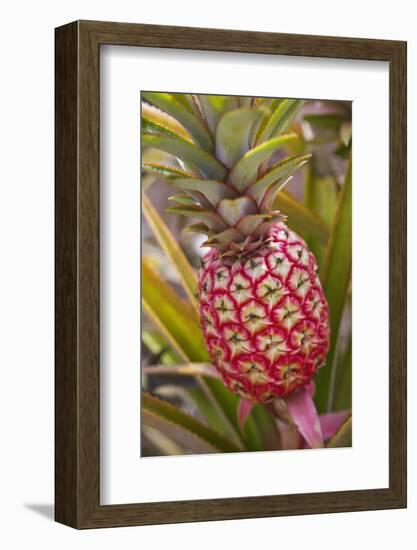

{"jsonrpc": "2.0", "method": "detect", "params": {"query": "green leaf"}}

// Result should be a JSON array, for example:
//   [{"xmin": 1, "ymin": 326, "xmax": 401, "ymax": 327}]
[
  {"xmin": 168, "ymin": 194, "xmax": 197, "ymax": 205},
  {"xmin": 198, "ymin": 95, "xmax": 239, "ymax": 135},
  {"xmin": 142, "ymin": 92, "xmax": 214, "ymax": 152},
  {"xmin": 326, "ymin": 415, "xmax": 352, "ymax": 448},
  {"xmin": 143, "ymin": 194, "xmax": 199, "ymax": 312},
  {"xmin": 142, "ymin": 362, "xmax": 218, "ymax": 378},
  {"xmin": 166, "ymin": 204, "xmax": 227, "ymax": 232},
  {"xmin": 235, "ymin": 213, "xmax": 279, "ymax": 236},
  {"xmin": 142, "ymin": 330, "xmax": 180, "ymax": 365},
  {"xmin": 215, "ymin": 108, "xmax": 262, "ymax": 168},
  {"xmin": 171, "ymin": 178, "xmax": 238, "ymax": 206},
  {"xmin": 142, "ymin": 257, "xmax": 207, "ymax": 362},
  {"xmin": 314, "ymin": 158, "xmax": 352, "ymax": 413},
  {"xmin": 204, "ymin": 228, "xmax": 245, "ymax": 248},
  {"xmin": 142, "ymin": 118, "xmax": 191, "ymax": 144},
  {"xmin": 147, "ymin": 365, "xmax": 261, "ymax": 452},
  {"xmin": 186, "ymin": 387, "xmax": 233, "ymax": 437},
  {"xmin": 217, "ymin": 197, "xmax": 257, "ymax": 226},
  {"xmin": 151, "ymin": 383, "xmax": 243, "ymax": 450},
  {"xmin": 241, "ymin": 415, "xmax": 264, "ymax": 451},
  {"xmin": 251, "ymin": 405, "xmax": 281, "ymax": 450},
  {"xmin": 173, "ymin": 93, "xmax": 205, "ymax": 121},
  {"xmin": 142, "ymin": 392, "xmax": 241, "ymax": 453},
  {"xmin": 256, "ymin": 99, "xmax": 305, "ymax": 144},
  {"xmin": 252, "ymin": 98, "xmax": 281, "ymax": 144},
  {"xmin": 142, "ymin": 424, "xmax": 185, "ymax": 455},
  {"xmin": 304, "ymin": 171, "xmax": 338, "ymax": 270},
  {"xmin": 333, "ymin": 332, "xmax": 352, "ymax": 411},
  {"xmin": 142, "ymin": 102, "xmax": 193, "ymax": 142},
  {"xmin": 248, "ymin": 153, "xmax": 311, "ymax": 203},
  {"xmin": 201, "ymin": 377, "xmax": 261, "ymax": 451},
  {"xmin": 142, "ymin": 162, "xmax": 194, "ymax": 180},
  {"xmin": 183, "ymin": 222, "xmax": 211, "ymax": 235},
  {"xmin": 142, "ymin": 134, "xmax": 227, "ymax": 180},
  {"xmin": 273, "ymin": 190, "xmax": 330, "ymax": 244},
  {"xmin": 305, "ymin": 173, "xmax": 338, "ymax": 225},
  {"xmin": 303, "ymin": 113, "xmax": 344, "ymax": 129},
  {"xmin": 229, "ymin": 134, "xmax": 298, "ymax": 191}
]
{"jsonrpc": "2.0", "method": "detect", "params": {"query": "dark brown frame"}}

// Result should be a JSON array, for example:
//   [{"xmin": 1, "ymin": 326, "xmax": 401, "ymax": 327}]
[{"xmin": 55, "ymin": 20, "xmax": 407, "ymax": 529}]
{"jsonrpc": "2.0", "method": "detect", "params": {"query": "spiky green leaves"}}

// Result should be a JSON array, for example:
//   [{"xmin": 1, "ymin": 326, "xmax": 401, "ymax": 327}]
[
  {"xmin": 255, "ymin": 99, "xmax": 305, "ymax": 145},
  {"xmin": 217, "ymin": 197, "xmax": 257, "ymax": 226},
  {"xmin": 166, "ymin": 204, "xmax": 228, "ymax": 233},
  {"xmin": 171, "ymin": 178, "xmax": 238, "ymax": 207},
  {"xmin": 228, "ymin": 134, "xmax": 298, "ymax": 191},
  {"xmin": 142, "ymin": 92, "xmax": 214, "ymax": 152},
  {"xmin": 247, "ymin": 154, "xmax": 311, "ymax": 204},
  {"xmin": 142, "ymin": 102, "xmax": 192, "ymax": 142},
  {"xmin": 142, "ymin": 162, "xmax": 194, "ymax": 180},
  {"xmin": 198, "ymin": 95, "xmax": 239, "ymax": 135},
  {"xmin": 215, "ymin": 109, "xmax": 262, "ymax": 168},
  {"xmin": 142, "ymin": 94, "xmax": 311, "ymax": 255},
  {"xmin": 142, "ymin": 134, "xmax": 227, "ymax": 180}
]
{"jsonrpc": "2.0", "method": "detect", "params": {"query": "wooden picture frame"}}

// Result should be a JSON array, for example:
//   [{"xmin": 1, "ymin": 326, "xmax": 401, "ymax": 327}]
[{"xmin": 55, "ymin": 20, "xmax": 407, "ymax": 529}]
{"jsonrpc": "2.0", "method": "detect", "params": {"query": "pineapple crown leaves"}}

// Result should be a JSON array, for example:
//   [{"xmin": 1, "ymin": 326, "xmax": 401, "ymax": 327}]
[
  {"xmin": 142, "ymin": 92, "xmax": 214, "ymax": 152},
  {"xmin": 141, "ymin": 93, "xmax": 308, "ymax": 255},
  {"xmin": 255, "ymin": 99, "xmax": 305, "ymax": 145},
  {"xmin": 198, "ymin": 95, "xmax": 240, "ymax": 134},
  {"xmin": 215, "ymin": 108, "xmax": 263, "ymax": 168},
  {"xmin": 247, "ymin": 153, "xmax": 312, "ymax": 202},
  {"xmin": 142, "ymin": 134, "xmax": 227, "ymax": 180},
  {"xmin": 141, "ymin": 102, "xmax": 193, "ymax": 143},
  {"xmin": 170, "ymin": 178, "xmax": 239, "ymax": 207},
  {"xmin": 142, "ymin": 162, "xmax": 195, "ymax": 180},
  {"xmin": 227, "ymin": 133, "xmax": 299, "ymax": 191}
]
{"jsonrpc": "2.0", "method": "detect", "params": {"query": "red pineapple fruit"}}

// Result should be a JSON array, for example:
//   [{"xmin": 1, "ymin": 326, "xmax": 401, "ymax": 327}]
[{"xmin": 198, "ymin": 222, "xmax": 329, "ymax": 403}]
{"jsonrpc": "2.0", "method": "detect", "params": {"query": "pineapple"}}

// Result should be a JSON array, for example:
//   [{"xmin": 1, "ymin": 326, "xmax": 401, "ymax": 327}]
[{"xmin": 142, "ymin": 93, "xmax": 330, "ymax": 404}]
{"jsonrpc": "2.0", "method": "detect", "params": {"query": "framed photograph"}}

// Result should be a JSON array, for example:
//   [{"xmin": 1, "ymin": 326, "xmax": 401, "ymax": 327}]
[{"xmin": 55, "ymin": 20, "xmax": 406, "ymax": 528}]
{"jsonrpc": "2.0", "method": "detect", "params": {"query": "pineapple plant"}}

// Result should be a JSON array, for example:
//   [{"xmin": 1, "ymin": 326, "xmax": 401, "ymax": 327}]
[
  {"xmin": 142, "ymin": 94, "xmax": 329, "ymax": 404},
  {"xmin": 141, "ymin": 94, "xmax": 352, "ymax": 454}
]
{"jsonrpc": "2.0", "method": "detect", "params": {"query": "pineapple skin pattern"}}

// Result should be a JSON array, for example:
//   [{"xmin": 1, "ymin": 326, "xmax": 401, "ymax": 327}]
[{"xmin": 198, "ymin": 222, "xmax": 330, "ymax": 403}]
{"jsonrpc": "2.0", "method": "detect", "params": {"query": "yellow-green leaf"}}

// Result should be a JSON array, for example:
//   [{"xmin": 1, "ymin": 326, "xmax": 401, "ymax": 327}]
[
  {"xmin": 143, "ymin": 193, "xmax": 199, "ymax": 313},
  {"xmin": 143, "ymin": 92, "xmax": 214, "ymax": 152},
  {"xmin": 304, "ymin": 170, "xmax": 338, "ymax": 270},
  {"xmin": 215, "ymin": 108, "xmax": 262, "ymax": 168},
  {"xmin": 274, "ymin": 190, "xmax": 330, "ymax": 244},
  {"xmin": 333, "ymin": 338, "xmax": 352, "ymax": 411},
  {"xmin": 142, "ymin": 330, "xmax": 180, "ymax": 365},
  {"xmin": 315, "ymin": 158, "xmax": 352, "ymax": 412},
  {"xmin": 198, "ymin": 95, "xmax": 239, "ymax": 136},
  {"xmin": 142, "ymin": 104, "xmax": 193, "ymax": 143},
  {"xmin": 142, "ymin": 134, "xmax": 227, "ymax": 180},
  {"xmin": 256, "ymin": 99, "xmax": 305, "ymax": 145},
  {"xmin": 142, "ymin": 257, "xmax": 207, "ymax": 362},
  {"xmin": 142, "ymin": 363, "xmax": 218, "ymax": 378},
  {"xmin": 142, "ymin": 162, "xmax": 194, "ymax": 180},
  {"xmin": 229, "ymin": 134, "xmax": 298, "ymax": 191},
  {"xmin": 186, "ymin": 387, "xmax": 232, "ymax": 438},
  {"xmin": 142, "ymin": 392, "xmax": 240, "ymax": 453},
  {"xmin": 248, "ymin": 154, "xmax": 311, "ymax": 203}
]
